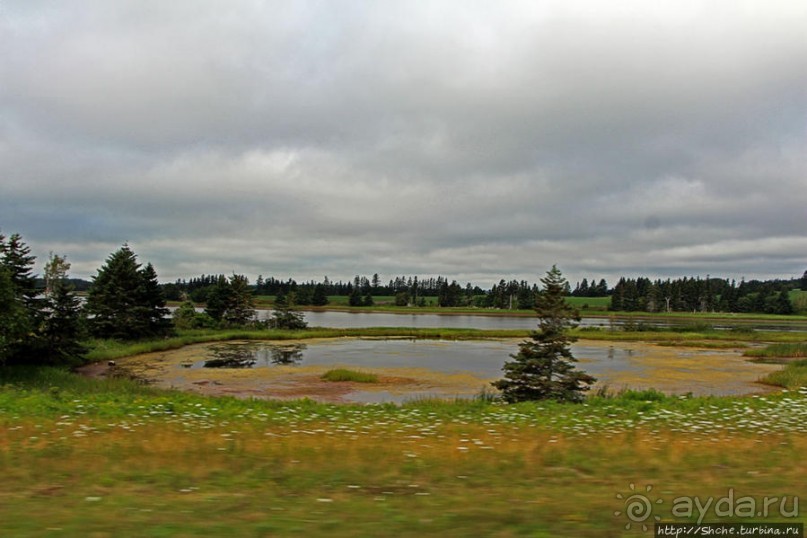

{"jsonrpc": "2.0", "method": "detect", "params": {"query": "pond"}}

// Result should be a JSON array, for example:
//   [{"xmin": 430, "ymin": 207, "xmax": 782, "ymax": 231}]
[
  {"xmin": 169, "ymin": 307, "xmax": 807, "ymax": 332},
  {"xmin": 116, "ymin": 338, "xmax": 779, "ymax": 404},
  {"xmin": 288, "ymin": 310, "xmax": 807, "ymax": 332}
]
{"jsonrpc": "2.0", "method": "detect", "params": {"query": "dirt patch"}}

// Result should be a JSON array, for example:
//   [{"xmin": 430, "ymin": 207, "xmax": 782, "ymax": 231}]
[{"xmin": 75, "ymin": 362, "xmax": 112, "ymax": 379}]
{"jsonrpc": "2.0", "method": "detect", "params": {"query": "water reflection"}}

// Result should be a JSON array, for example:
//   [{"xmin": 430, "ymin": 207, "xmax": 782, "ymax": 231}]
[
  {"xmin": 141, "ymin": 338, "xmax": 780, "ymax": 402},
  {"xmin": 203, "ymin": 343, "xmax": 307, "ymax": 368},
  {"xmin": 269, "ymin": 344, "xmax": 306, "ymax": 365},
  {"xmin": 204, "ymin": 344, "xmax": 257, "ymax": 368}
]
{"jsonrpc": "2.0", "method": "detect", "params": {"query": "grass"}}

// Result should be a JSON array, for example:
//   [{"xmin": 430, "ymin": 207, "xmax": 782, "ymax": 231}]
[
  {"xmin": 321, "ymin": 368, "xmax": 379, "ymax": 383},
  {"xmin": 5, "ymin": 320, "xmax": 806, "ymax": 535},
  {"xmin": 745, "ymin": 342, "xmax": 807, "ymax": 360},
  {"xmin": 565, "ymin": 296, "xmax": 611, "ymax": 310},
  {"xmin": 1, "ymin": 366, "xmax": 807, "ymax": 536},
  {"xmin": 749, "ymin": 344, "xmax": 807, "ymax": 389},
  {"xmin": 761, "ymin": 360, "xmax": 807, "ymax": 389}
]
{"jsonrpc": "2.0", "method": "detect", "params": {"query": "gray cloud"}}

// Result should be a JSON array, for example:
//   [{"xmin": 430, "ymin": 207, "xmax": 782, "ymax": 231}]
[{"xmin": 1, "ymin": 0, "xmax": 805, "ymax": 286}]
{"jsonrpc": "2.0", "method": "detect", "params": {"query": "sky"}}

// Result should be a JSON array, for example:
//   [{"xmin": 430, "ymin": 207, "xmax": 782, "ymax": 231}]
[{"xmin": 1, "ymin": 1, "xmax": 806, "ymax": 288}]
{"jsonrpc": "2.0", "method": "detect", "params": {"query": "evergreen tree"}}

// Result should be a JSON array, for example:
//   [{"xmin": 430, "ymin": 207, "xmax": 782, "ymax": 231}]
[
  {"xmin": 578, "ymin": 278, "xmax": 589, "ymax": 296},
  {"xmin": 311, "ymin": 283, "xmax": 329, "ymax": 306},
  {"xmin": 204, "ymin": 275, "xmax": 231, "ymax": 323},
  {"xmin": 222, "ymin": 274, "xmax": 256, "ymax": 326},
  {"xmin": 40, "ymin": 279, "xmax": 86, "ymax": 365},
  {"xmin": 492, "ymin": 266, "xmax": 595, "ymax": 403},
  {"xmin": 270, "ymin": 292, "xmax": 307, "ymax": 330},
  {"xmin": 0, "ymin": 265, "xmax": 28, "ymax": 364},
  {"xmin": 294, "ymin": 286, "xmax": 312, "ymax": 306},
  {"xmin": 774, "ymin": 290, "xmax": 794, "ymax": 315},
  {"xmin": 394, "ymin": 291, "xmax": 410, "ymax": 306},
  {"xmin": 173, "ymin": 300, "xmax": 202, "ymax": 329},
  {"xmin": 348, "ymin": 288, "xmax": 363, "ymax": 306},
  {"xmin": 1, "ymin": 233, "xmax": 39, "ymax": 309},
  {"xmin": 516, "ymin": 283, "xmax": 535, "ymax": 310},
  {"xmin": 0, "ymin": 233, "xmax": 41, "ymax": 363},
  {"xmin": 85, "ymin": 245, "xmax": 172, "ymax": 339},
  {"xmin": 140, "ymin": 263, "xmax": 172, "ymax": 335}
]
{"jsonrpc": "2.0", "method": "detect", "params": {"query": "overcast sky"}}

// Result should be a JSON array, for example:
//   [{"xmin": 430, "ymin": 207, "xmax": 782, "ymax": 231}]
[{"xmin": 2, "ymin": 1, "xmax": 805, "ymax": 287}]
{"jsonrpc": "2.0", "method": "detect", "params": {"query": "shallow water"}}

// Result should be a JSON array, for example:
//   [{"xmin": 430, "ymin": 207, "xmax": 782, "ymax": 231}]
[
  {"xmin": 290, "ymin": 310, "xmax": 807, "ymax": 332},
  {"xmin": 119, "ymin": 339, "xmax": 779, "ymax": 403}
]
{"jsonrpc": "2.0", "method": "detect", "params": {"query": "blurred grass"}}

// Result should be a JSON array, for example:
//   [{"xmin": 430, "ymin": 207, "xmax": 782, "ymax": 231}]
[{"xmin": 0, "ymin": 368, "xmax": 806, "ymax": 536}]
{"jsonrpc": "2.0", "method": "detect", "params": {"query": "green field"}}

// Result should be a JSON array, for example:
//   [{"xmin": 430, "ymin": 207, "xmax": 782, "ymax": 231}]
[
  {"xmin": 1, "ymin": 366, "xmax": 806, "ymax": 536},
  {"xmin": 246, "ymin": 294, "xmax": 807, "ymax": 319}
]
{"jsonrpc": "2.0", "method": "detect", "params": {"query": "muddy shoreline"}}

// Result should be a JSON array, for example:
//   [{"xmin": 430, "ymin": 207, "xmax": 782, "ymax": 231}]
[{"xmin": 77, "ymin": 338, "xmax": 780, "ymax": 404}]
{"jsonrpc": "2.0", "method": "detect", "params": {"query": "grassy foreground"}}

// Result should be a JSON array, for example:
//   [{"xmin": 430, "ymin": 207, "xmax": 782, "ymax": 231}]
[{"xmin": 1, "ymin": 367, "xmax": 807, "ymax": 537}]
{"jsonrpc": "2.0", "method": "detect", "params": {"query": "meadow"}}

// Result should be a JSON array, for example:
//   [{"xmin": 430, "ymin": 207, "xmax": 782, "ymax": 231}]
[
  {"xmin": 2, "ymin": 324, "xmax": 807, "ymax": 536},
  {"xmin": 2, "ymin": 367, "xmax": 807, "ymax": 536}
]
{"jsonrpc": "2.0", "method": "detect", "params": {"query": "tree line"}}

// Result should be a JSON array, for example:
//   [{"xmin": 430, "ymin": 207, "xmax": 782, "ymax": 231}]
[
  {"xmin": 163, "ymin": 269, "xmax": 806, "ymax": 315},
  {"xmin": 609, "ymin": 276, "xmax": 798, "ymax": 314}
]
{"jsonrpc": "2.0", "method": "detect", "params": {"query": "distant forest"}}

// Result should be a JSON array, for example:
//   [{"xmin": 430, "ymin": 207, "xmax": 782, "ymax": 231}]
[{"xmin": 155, "ymin": 270, "xmax": 807, "ymax": 315}]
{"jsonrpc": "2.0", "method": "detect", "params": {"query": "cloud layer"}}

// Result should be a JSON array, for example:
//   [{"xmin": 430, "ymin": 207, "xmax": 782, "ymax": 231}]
[{"xmin": 2, "ymin": 1, "xmax": 805, "ymax": 285}]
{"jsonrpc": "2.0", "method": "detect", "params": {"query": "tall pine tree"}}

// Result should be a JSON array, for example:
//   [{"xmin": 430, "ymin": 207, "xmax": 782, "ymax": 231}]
[
  {"xmin": 85, "ymin": 245, "xmax": 171, "ymax": 339},
  {"xmin": 493, "ymin": 266, "xmax": 595, "ymax": 403},
  {"xmin": 1, "ymin": 233, "xmax": 35, "ymax": 362}
]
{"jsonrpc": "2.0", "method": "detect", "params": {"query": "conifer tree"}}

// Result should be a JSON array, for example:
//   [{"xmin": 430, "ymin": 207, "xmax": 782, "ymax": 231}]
[
  {"xmin": 222, "ymin": 274, "xmax": 256, "ymax": 326},
  {"xmin": 41, "ymin": 278, "xmax": 86, "ymax": 364},
  {"xmin": 1, "ymin": 234, "xmax": 85, "ymax": 364},
  {"xmin": 1, "ymin": 233, "xmax": 39, "ymax": 308},
  {"xmin": 0, "ymin": 265, "xmax": 26, "ymax": 364},
  {"xmin": 203, "ymin": 275, "xmax": 231, "ymax": 323},
  {"xmin": 493, "ymin": 266, "xmax": 595, "ymax": 403},
  {"xmin": 0, "ymin": 233, "xmax": 42, "ymax": 363},
  {"xmin": 85, "ymin": 245, "xmax": 171, "ymax": 339},
  {"xmin": 270, "ymin": 291, "xmax": 307, "ymax": 330},
  {"xmin": 311, "ymin": 283, "xmax": 329, "ymax": 306},
  {"xmin": 140, "ymin": 263, "xmax": 172, "ymax": 335}
]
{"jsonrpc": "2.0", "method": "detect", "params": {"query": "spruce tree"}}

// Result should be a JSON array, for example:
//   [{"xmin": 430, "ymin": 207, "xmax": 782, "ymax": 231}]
[
  {"xmin": 41, "ymin": 279, "xmax": 86, "ymax": 365},
  {"xmin": 85, "ymin": 245, "xmax": 171, "ymax": 339},
  {"xmin": 203, "ymin": 275, "xmax": 232, "ymax": 323},
  {"xmin": 139, "ymin": 263, "xmax": 172, "ymax": 335},
  {"xmin": 348, "ymin": 288, "xmax": 363, "ymax": 306},
  {"xmin": 1, "ymin": 234, "xmax": 85, "ymax": 365},
  {"xmin": 492, "ymin": 266, "xmax": 595, "ymax": 403},
  {"xmin": 1, "ymin": 233, "xmax": 39, "ymax": 308},
  {"xmin": 0, "ymin": 265, "xmax": 27, "ymax": 364},
  {"xmin": 222, "ymin": 274, "xmax": 256, "ymax": 327},
  {"xmin": 0, "ymin": 233, "xmax": 39, "ymax": 362},
  {"xmin": 311, "ymin": 283, "xmax": 329, "ymax": 306},
  {"xmin": 270, "ymin": 292, "xmax": 307, "ymax": 330}
]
